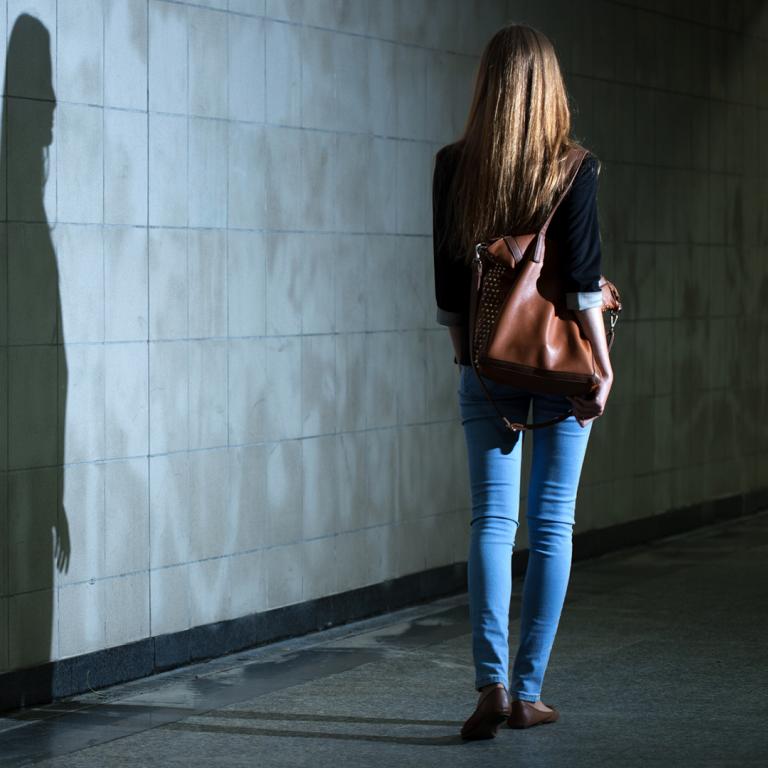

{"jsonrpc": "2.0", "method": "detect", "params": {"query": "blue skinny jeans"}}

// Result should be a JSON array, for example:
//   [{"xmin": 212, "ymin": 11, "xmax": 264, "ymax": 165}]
[{"xmin": 458, "ymin": 363, "xmax": 593, "ymax": 702}]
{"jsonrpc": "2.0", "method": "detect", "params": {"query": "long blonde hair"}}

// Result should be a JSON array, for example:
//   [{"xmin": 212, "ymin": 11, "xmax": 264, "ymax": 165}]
[{"xmin": 440, "ymin": 23, "xmax": 597, "ymax": 265}]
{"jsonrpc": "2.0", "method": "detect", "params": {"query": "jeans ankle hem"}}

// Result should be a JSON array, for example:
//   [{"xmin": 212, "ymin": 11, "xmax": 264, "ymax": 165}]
[
  {"xmin": 475, "ymin": 675, "xmax": 507, "ymax": 691},
  {"xmin": 511, "ymin": 691, "xmax": 539, "ymax": 702}
]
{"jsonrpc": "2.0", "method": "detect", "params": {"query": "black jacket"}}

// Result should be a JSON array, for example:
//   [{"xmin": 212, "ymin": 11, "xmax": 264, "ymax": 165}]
[{"xmin": 432, "ymin": 143, "xmax": 604, "ymax": 364}]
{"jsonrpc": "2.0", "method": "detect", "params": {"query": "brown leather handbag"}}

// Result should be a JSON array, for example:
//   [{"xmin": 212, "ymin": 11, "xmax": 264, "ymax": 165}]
[{"xmin": 468, "ymin": 147, "xmax": 622, "ymax": 432}]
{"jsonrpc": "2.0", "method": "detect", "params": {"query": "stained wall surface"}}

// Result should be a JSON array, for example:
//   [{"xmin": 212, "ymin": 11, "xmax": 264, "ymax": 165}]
[{"xmin": 0, "ymin": 0, "xmax": 765, "ymax": 673}]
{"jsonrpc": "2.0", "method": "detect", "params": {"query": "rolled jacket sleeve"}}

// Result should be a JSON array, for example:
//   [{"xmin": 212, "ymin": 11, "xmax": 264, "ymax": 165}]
[
  {"xmin": 436, "ymin": 306, "xmax": 465, "ymax": 326},
  {"xmin": 565, "ymin": 290, "xmax": 603, "ymax": 310}
]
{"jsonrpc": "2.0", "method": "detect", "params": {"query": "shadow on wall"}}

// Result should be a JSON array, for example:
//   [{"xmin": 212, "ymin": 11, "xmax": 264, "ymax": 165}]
[{"xmin": 1, "ymin": 13, "xmax": 70, "ymax": 707}]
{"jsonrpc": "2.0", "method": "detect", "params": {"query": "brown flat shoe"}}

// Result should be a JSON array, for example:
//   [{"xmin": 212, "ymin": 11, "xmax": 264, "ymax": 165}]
[
  {"xmin": 507, "ymin": 699, "xmax": 560, "ymax": 729},
  {"xmin": 460, "ymin": 685, "xmax": 511, "ymax": 741}
]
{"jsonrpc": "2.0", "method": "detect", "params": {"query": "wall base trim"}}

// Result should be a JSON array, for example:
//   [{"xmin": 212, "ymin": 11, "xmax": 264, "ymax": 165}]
[{"xmin": 2, "ymin": 487, "xmax": 766, "ymax": 713}]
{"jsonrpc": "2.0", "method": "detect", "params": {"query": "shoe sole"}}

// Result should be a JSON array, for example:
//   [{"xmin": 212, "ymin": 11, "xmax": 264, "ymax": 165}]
[
  {"xmin": 507, "ymin": 710, "xmax": 559, "ymax": 729},
  {"xmin": 507, "ymin": 717, "xmax": 557, "ymax": 729},
  {"xmin": 460, "ymin": 711, "xmax": 510, "ymax": 740}
]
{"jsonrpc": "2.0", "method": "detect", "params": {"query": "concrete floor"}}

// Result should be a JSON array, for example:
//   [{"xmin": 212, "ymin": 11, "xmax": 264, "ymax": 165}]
[{"xmin": 2, "ymin": 510, "xmax": 767, "ymax": 767}]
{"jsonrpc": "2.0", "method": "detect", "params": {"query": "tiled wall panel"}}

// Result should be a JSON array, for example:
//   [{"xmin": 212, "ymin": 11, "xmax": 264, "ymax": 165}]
[{"xmin": 0, "ymin": 0, "xmax": 764, "ymax": 673}]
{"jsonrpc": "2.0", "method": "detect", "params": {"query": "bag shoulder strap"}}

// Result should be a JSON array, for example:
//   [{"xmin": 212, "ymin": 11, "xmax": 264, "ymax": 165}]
[
  {"xmin": 540, "ymin": 147, "xmax": 589, "ymax": 236},
  {"xmin": 520, "ymin": 147, "xmax": 589, "ymax": 263}
]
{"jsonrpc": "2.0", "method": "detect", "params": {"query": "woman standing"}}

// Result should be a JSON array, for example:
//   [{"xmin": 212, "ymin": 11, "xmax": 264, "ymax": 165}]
[{"xmin": 432, "ymin": 24, "xmax": 614, "ymax": 739}]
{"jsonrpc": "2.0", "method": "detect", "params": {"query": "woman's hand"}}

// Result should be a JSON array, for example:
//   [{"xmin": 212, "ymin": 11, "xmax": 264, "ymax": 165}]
[
  {"xmin": 567, "ymin": 372, "xmax": 613, "ymax": 428},
  {"xmin": 569, "ymin": 306, "xmax": 615, "ymax": 428}
]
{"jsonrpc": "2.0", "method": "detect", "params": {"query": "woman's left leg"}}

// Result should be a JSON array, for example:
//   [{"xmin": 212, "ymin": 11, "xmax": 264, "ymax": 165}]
[
  {"xmin": 458, "ymin": 365, "xmax": 531, "ymax": 692},
  {"xmin": 509, "ymin": 392, "xmax": 594, "ymax": 702}
]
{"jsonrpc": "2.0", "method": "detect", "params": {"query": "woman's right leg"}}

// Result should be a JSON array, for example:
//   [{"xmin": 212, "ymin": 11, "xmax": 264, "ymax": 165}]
[
  {"xmin": 458, "ymin": 365, "xmax": 532, "ymax": 692},
  {"xmin": 509, "ymin": 391, "xmax": 593, "ymax": 703}
]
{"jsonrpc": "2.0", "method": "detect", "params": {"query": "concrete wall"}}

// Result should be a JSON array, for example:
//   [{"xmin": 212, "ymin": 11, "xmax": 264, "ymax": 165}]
[
  {"xmin": 552, "ymin": 0, "xmax": 768, "ymax": 530},
  {"xmin": 0, "ymin": 0, "xmax": 766, "ymax": 674},
  {"xmin": 0, "ymin": 0, "xmax": 491, "ymax": 673}
]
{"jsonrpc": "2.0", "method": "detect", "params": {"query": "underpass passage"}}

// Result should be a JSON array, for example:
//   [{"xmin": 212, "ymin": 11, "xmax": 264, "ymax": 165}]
[{"xmin": 1, "ymin": 509, "xmax": 767, "ymax": 768}]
